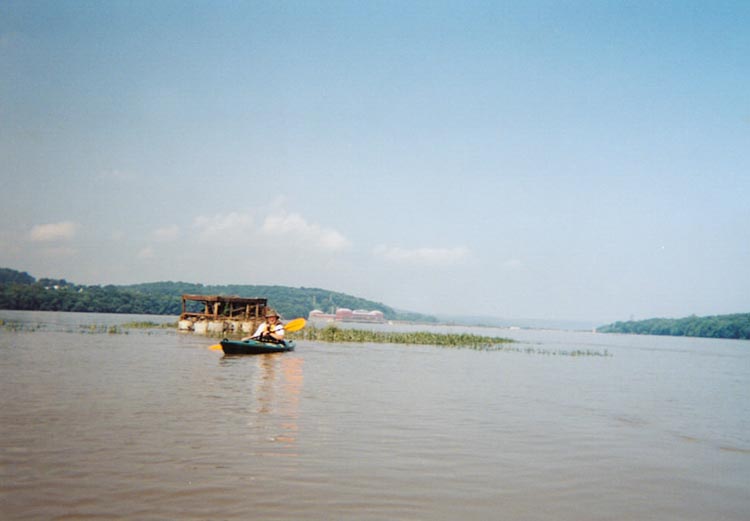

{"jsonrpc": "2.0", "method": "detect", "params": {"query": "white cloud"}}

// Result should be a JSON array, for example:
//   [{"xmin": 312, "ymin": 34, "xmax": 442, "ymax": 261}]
[
  {"xmin": 193, "ymin": 212, "xmax": 255, "ymax": 238},
  {"xmin": 191, "ymin": 210, "xmax": 349, "ymax": 252},
  {"xmin": 152, "ymin": 225, "xmax": 180, "ymax": 241},
  {"xmin": 374, "ymin": 245, "xmax": 470, "ymax": 266},
  {"xmin": 29, "ymin": 222, "xmax": 78, "ymax": 242},
  {"xmin": 261, "ymin": 212, "xmax": 350, "ymax": 251},
  {"xmin": 137, "ymin": 247, "xmax": 155, "ymax": 260}
]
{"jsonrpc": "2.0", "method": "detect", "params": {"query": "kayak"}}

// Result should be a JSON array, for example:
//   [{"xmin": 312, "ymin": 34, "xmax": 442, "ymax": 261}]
[{"xmin": 220, "ymin": 338, "xmax": 296, "ymax": 355}]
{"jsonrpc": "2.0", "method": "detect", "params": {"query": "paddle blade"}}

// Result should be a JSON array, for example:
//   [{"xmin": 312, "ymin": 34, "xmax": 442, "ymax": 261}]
[
  {"xmin": 209, "ymin": 343, "xmax": 223, "ymax": 351},
  {"xmin": 283, "ymin": 318, "xmax": 307, "ymax": 332}
]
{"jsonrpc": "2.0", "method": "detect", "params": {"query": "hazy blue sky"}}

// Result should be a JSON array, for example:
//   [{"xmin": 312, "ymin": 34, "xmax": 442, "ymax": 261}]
[{"xmin": 2, "ymin": 1, "xmax": 748, "ymax": 323}]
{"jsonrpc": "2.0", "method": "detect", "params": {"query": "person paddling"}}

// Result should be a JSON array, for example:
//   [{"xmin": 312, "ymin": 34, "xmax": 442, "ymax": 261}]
[{"xmin": 243, "ymin": 308, "xmax": 285, "ymax": 343}]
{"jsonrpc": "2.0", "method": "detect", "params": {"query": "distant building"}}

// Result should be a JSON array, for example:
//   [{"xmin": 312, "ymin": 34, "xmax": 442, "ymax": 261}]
[
  {"xmin": 336, "ymin": 308, "xmax": 386, "ymax": 323},
  {"xmin": 309, "ymin": 308, "xmax": 386, "ymax": 324},
  {"xmin": 308, "ymin": 309, "xmax": 335, "ymax": 321}
]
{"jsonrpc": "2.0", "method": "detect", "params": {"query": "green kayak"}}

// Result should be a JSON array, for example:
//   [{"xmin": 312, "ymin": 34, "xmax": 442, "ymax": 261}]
[{"xmin": 220, "ymin": 338, "xmax": 296, "ymax": 355}]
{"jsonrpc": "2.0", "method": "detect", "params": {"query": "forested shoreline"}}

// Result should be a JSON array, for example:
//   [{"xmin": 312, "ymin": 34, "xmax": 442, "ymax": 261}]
[
  {"xmin": 597, "ymin": 314, "xmax": 750, "ymax": 340},
  {"xmin": 0, "ymin": 268, "xmax": 435, "ymax": 323},
  {"xmin": 3, "ymin": 268, "xmax": 748, "ymax": 340}
]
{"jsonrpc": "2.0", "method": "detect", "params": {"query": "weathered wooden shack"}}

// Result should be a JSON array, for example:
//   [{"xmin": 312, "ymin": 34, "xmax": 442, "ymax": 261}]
[{"xmin": 178, "ymin": 294, "xmax": 268, "ymax": 334}]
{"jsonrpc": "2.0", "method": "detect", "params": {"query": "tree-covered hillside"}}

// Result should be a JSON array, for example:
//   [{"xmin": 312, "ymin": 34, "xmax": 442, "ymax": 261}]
[
  {"xmin": 597, "ymin": 313, "xmax": 750, "ymax": 340},
  {"xmin": 0, "ymin": 268, "xmax": 436, "ymax": 322}
]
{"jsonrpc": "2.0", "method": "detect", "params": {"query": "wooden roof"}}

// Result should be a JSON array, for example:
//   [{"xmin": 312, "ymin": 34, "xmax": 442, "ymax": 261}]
[{"xmin": 181, "ymin": 294, "xmax": 266, "ymax": 304}]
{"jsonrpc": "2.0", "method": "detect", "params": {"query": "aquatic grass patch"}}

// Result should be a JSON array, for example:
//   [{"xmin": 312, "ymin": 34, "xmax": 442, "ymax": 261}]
[
  {"xmin": 120, "ymin": 320, "xmax": 176, "ymax": 329},
  {"xmin": 1, "ymin": 318, "xmax": 176, "ymax": 336},
  {"xmin": 296, "ymin": 325, "xmax": 514, "ymax": 350},
  {"xmin": 490, "ymin": 344, "xmax": 611, "ymax": 357},
  {"xmin": 0, "ymin": 319, "xmax": 45, "ymax": 332},
  {"xmin": 1, "ymin": 320, "xmax": 156, "ymax": 334},
  {"xmin": 77, "ymin": 324, "xmax": 128, "ymax": 335},
  {"xmin": 294, "ymin": 326, "xmax": 611, "ymax": 356},
  {"xmin": 1, "ymin": 319, "xmax": 39, "ymax": 332},
  {"xmin": 76, "ymin": 321, "xmax": 176, "ymax": 334}
]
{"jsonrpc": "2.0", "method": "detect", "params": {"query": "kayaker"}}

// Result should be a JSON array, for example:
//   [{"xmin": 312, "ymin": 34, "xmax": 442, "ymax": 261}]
[{"xmin": 243, "ymin": 308, "xmax": 285, "ymax": 343}]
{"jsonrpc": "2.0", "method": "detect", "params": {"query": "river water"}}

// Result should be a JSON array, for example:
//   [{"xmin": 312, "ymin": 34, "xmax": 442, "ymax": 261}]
[{"xmin": 1, "ymin": 310, "xmax": 748, "ymax": 520}]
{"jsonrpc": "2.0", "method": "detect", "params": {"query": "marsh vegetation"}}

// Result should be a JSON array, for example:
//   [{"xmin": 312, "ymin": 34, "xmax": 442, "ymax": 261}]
[
  {"xmin": 0, "ymin": 319, "xmax": 175, "ymax": 335},
  {"xmin": 2, "ymin": 319, "xmax": 610, "ymax": 356},
  {"xmin": 292, "ymin": 325, "xmax": 610, "ymax": 356}
]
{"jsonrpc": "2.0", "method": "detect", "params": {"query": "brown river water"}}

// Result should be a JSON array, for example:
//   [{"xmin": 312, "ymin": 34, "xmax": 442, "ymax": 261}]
[{"xmin": 1, "ymin": 311, "xmax": 748, "ymax": 520}]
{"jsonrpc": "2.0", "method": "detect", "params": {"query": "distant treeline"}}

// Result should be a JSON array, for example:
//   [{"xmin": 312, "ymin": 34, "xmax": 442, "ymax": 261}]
[
  {"xmin": 598, "ymin": 313, "xmax": 750, "ymax": 340},
  {"xmin": 0, "ymin": 268, "xmax": 436, "ymax": 323}
]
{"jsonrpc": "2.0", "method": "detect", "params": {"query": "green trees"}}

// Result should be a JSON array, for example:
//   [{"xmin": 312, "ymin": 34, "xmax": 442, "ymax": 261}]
[
  {"xmin": 598, "ymin": 314, "xmax": 750, "ymax": 340},
  {"xmin": 0, "ymin": 268, "xmax": 35, "ymax": 285},
  {"xmin": 0, "ymin": 268, "xmax": 437, "ymax": 323}
]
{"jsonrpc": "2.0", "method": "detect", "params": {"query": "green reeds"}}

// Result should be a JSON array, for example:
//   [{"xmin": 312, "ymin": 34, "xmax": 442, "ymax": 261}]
[
  {"xmin": 78, "ymin": 321, "xmax": 175, "ymax": 334},
  {"xmin": 1, "ymin": 319, "xmax": 23, "ymax": 331},
  {"xmin": 0, "ymin": 320, "xmax": 43, "ymax": 332},
  {"xmin": 296, "ymin": 325, "xmax": 513, "ymax": 350},
  {"xmin": 1, "ymin": 319, "xmax": 175, "ymax": 334},
  {"xmin": 293, "ymin": 325, "xmax": 611, "ymax": 356},
  {"xmin": 77, "ymin": 324, "xmax": 127, "ymax": 334},
  {"xmin": 120, "ymin": 321, "xmax": 175, "ymax": 329}
]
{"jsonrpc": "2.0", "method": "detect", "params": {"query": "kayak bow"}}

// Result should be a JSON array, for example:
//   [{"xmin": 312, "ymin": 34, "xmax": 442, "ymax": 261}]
[{"xmin": 219, "ymin": 338, "xmax": 295, "ymax": 355}]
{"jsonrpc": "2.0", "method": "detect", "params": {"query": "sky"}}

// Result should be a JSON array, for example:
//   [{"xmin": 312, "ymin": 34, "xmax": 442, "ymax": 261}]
[{"xmin": 1, "ymin": 1, "xmax": 749, "ymax": 324}]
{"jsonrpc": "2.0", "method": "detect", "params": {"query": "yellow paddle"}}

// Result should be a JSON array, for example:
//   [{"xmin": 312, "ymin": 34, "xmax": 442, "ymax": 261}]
[
  {"xmin": 208, "ymin": 318, "xmax": 307, "ymax": 351},
  {"xmin": 281, "ymin": 317, "xmax": 307, "ymax": 333}
]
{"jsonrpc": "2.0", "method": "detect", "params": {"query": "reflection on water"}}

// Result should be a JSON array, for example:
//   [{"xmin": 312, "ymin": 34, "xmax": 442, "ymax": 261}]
[
  {"xmin": 1, "ymin": 310, "xmax": 749, "ymax": 521},
  {"xmin": 250, "ymin": 354, "xmax": 303, "ymax": 444}
]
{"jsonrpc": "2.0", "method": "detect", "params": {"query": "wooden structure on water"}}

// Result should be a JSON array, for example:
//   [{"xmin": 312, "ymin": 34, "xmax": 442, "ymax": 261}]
[{"xmin": 178, "ymin": 294, "xmax": 268, "ymax": 334}]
